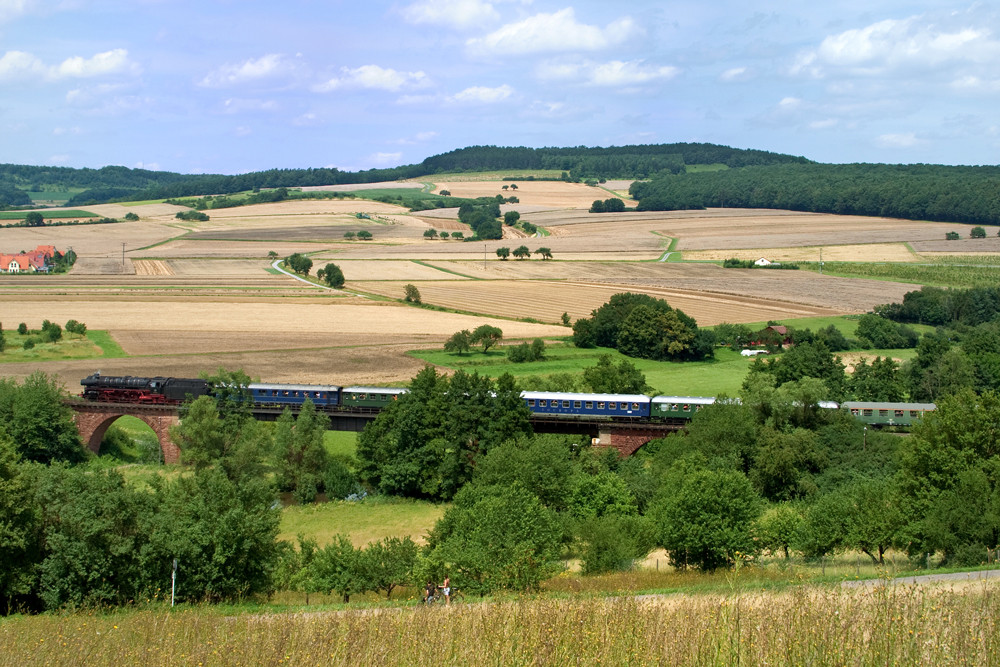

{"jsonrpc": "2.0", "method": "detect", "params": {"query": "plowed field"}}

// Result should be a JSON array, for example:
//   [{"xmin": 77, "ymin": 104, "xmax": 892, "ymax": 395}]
[{"xmin": 349, "ymin": 280, "xmax": 841, "ymax": 325}]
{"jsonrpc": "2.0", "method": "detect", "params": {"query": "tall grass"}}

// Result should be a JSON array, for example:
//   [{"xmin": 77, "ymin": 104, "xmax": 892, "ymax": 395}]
[{"xmin": 3, "ymin": 583, "xmax": 996, "ymax": 665}]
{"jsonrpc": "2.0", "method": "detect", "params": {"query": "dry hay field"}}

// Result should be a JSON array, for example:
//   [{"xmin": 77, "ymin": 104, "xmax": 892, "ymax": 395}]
[
  {"xmin": 350, "ymin": 279, "xmax": 843, "ymax": 325},
  {"xmin": 3, "ymin": 182, "xmax": 983, "ymax": 392},
  {"xmin": 430, "ymin": 180, "xmax": 636, "ymax": 209},
  {"xmin": 0, "ymin": 298, "xmax": 566, "ymax": 390},
  {"xmin": 301, "ymin": 259, "xmax": 473, "ymax": 281},
  {"xmin": 417, "ymin": 260, "xmax": 915, "ymax": 313},
  {"xmin": 681, "ymin": 243, "xmax": 918, "ymax": 263}
]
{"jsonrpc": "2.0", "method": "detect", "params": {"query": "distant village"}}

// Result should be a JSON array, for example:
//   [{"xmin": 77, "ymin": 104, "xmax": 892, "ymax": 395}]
[{"xmin": 0, "ymin": 245, "xmax": 59, "ymax": 273}]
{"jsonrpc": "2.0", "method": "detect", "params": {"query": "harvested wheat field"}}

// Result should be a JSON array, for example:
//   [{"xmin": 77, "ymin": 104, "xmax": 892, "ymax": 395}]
[
  {"xmin": 350, "ymin": 280, "xmax": 841, "ymax": 325},
  {"xmin": 418, "ymin": 260, "xmax": 914, "ymax": 312},
  {"xmin": 431, "ymin": 180, "xmax": 635, "ymax": 209},
  {"xmin": 6, "ymin": 299, "xmax": 565, "ymax": 339},
  {"xmin": 681, "ymin": 243, "xmax": 918, "ymax": 263},
  {"xmin": 302, "ymin": 259, "xmax": 472, "ymax": 281}
]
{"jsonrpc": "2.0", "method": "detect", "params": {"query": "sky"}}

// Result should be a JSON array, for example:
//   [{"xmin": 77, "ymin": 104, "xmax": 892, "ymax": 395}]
[{"xmin": 2, "ymin": 0, "xmax": 999, "ymax": 174}]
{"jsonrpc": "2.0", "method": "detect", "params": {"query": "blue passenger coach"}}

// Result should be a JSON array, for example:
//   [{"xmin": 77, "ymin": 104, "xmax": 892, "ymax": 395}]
[
  {"xmin": 247, "ymin": 383, "xmax": 342, "ymax": 409},
  {"xmin": 521, "ymin": 391, "xmax": 651, "ymax": 418}
]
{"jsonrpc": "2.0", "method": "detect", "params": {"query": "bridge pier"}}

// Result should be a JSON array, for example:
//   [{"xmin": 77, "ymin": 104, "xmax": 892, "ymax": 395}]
[
  {"xmin": 72, "ymin": 406, "xmax": 181, "ymax": 463},
  {"xmin": 596, "ymin": 427, "xmax": 667, "ymax": 457}
]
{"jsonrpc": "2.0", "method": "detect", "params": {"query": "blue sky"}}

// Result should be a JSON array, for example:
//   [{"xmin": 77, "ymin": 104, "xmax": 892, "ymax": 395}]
[{"xmin": 2, "ymin": 0, "xmax": 998, "ymax": 174}]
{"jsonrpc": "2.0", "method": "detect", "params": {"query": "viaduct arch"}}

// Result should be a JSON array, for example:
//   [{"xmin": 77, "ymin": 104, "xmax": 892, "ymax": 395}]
[{"xmin": 70, "ymin": 402, "xmax": 182, "ymax": 463}]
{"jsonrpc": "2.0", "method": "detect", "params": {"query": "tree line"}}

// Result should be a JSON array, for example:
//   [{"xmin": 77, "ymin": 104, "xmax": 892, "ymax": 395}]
[
  {"xmin": 630, "ymin": 163, "xmax": 1000, "ymax": 225},
  {"xmin": 2, "ymin": 143, "xmax": 808, "ymax": 207}
]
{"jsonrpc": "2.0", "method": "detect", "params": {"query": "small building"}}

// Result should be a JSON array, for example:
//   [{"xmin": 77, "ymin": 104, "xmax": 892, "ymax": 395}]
[
  {"xmin": 753, "ymin": 257, "xmax": 773, "ymax": 266},
  {"xmin": 0, "ymin": 245, "xmax": 56, "ymax": 273}
]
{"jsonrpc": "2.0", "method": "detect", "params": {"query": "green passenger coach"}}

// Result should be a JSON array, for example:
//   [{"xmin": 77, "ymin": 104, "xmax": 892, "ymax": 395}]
[{"xmin": 841, "ymin": 401, "xmax": 936, "ymax": 427}]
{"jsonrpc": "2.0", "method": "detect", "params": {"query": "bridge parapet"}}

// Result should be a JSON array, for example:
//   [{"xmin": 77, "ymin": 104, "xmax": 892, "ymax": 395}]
[{"xmin": 596, "ymin": 425, "xmax": 676, "ymax": 456}]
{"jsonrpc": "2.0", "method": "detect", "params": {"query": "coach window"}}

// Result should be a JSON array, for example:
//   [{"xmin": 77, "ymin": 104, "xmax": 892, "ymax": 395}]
[
  {"xmin": 538, "ymin": 400, "xmax": 546, "ymax": 407},
  {"xmin": 863, "ymin": 409, "xmax": 873, "ymax": 417},
  {"xmin": 597, "ymin": 402, "xmax": 605, "ymax": 409},
  {"xmin": 609, "ymin": 402, "xmax": 616, "ymax": 410},
  {"xmin": 672, "ymin": 404, "xmax": 679, "ymax": 411},
  {"xmin": 563, "ymin": 401, "xmax": 571, "ymax": 408},
  {"xmin": 585, "ymin": 402, "xmax": 593, "ymax": 410},
  {"xmin": 683, "ymin": 404, "xmax": 690, "ymax": 412},
  {"xmin": 632, "ymin": 402, "xmax": 640, "ymax": 410},
  {"xmin": 359, "ymin": 394, "xmax": 366, "ymax": 400},
  {"xmin": 895, "ymin": 410, "xmax": 904, "ymax": 417},
  {"xmin": 851, "ymin": 409, "xmax": 860, "ymax": 416},
  {"xmin": 574, "ymin": 401, "xmax": 581, "ymax": 409},
  {"xmin": 879, "ymin": 409, "xmax": 889, "ymax": 417},
  {"xmin": 910, "ymin": 410, "xmax": 919, "ymax": 418},
  {"xmin": 527, "ymin": 399, "xmax": 535, "ymax": 407}
]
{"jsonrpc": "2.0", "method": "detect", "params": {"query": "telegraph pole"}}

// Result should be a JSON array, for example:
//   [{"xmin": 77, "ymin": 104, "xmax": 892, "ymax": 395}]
[{"xmin": 121, "ymin": 242, "xmax": 126, "ymax": 268}]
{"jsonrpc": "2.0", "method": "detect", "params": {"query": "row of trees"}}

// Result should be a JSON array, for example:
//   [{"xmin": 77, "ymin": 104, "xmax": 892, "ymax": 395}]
[
  {"xmin": 630, "ymin": 163, "xmax": 1000, "ymax": 225},
  {"xmin": 495, "ymin": 246, "xmax": 551, "ymax": 260}
]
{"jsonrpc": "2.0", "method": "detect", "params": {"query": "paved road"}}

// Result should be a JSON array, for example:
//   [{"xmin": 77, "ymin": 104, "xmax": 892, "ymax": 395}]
[{"xmin": 842, "ymin": 568, "xmax": 998, "ymax": 588}]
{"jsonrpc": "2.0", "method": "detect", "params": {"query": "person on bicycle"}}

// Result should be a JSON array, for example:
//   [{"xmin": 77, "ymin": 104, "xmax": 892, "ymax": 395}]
[
  {"xmin": 439, "ymin": 576, "xmax": 451, "ymax": 605},
  {"xmin": 424, "ymin": 581, "xmax": 436, "ymax": 604}
]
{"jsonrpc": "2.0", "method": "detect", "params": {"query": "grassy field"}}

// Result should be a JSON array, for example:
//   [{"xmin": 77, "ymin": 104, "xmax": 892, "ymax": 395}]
[
  {"xmin": 278, "ymin": 497, "xmax": 446, "ymax": 548},
  {"xmin": 804, "ymin": 261, "xmax": 1000, "ymax": 288},
  {"xmin": 0, "ymin": 208, "xmax": 97, "ymax": 219},
  {"xmin": 411, "ymin": 320, "xmax": 923, "ymax": 396},
  {"xmin": 0, "ymin": 330, "xmax": 112, "ymax": 363},
  {"xmin": 2, "ymin": 579, "xmax": 996, "ymax": 665}
]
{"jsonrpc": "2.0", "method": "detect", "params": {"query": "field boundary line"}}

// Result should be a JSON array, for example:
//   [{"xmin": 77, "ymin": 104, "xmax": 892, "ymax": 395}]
[{"xmin": 271, "ymin": 259, "xmax": 370, "ymax": 298}]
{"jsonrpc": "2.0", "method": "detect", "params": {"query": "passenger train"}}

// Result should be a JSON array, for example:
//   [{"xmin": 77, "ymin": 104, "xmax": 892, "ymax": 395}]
[{"xmin": 80, "ymin": 372, "xmax": 934, "ymax": 427}]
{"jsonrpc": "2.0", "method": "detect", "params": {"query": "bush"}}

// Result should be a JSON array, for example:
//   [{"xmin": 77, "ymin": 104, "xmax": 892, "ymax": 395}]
[
  {"xmin": 324, "ymin": 459, "xmax": 361, "ymax": 500},
  {"xmin": 17, "ymin": 323, "xmax": 27, "ymax": 335},
  {"xmin": 946, "ymin": 231, "xmax": 960, "ymax": 240}
]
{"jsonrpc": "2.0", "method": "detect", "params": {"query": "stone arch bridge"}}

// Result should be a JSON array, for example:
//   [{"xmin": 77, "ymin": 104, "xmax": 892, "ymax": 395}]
[{"xmin": 67, "ymin": 400, "xmax": 683, "ymax": 463}]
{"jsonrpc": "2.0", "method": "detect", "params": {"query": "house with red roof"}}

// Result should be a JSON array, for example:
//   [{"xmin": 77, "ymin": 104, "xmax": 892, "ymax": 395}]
[{"xmin": 0, "ymin": 245, "xmax": 57, "ymax": 273}]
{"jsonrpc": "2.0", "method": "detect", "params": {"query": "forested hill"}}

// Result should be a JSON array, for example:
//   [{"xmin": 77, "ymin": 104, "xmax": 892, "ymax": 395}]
[
  {"xmin": 630, "ymin": 163, "xmax": 1000, "ymax": 226},
  {"xmin": 0, "ymin": 143, "xmax": 806, "ymax": 207}
]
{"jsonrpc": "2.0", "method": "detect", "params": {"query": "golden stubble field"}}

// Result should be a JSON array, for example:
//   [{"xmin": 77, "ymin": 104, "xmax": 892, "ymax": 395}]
[{"xmin": 1, "ymin": 181, "xmax": 983, "ymax": 388}]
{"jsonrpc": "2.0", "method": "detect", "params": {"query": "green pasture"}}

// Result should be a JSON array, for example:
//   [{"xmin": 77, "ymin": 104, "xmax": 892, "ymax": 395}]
[
  {"xmin": 0, "ymin": 208, "xmax": 98, "ymax": 220},
  {"xmin": 802, "ymin": 261, "xmax": 1000, "ymax": 289},
  {"xmin": 323, "ymin": 430, "xmax": 358, "ymax": 461},
  {"xmin": 279, "ymin": 497, "xmax": 446, "ymax": 548},
  {"xmin": 411, "ymin": 315, "xmax": 926, "ymax": 396}
]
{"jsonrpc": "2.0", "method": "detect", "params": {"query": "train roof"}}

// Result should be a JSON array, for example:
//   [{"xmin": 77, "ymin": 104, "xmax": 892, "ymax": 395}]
[
  {"xmin": 651, "ymin": 395, "xmax": 717, "ymax": 405},
  {"xmin": 520, "ymin": 391, "xmax": 650, "ymax": 403},
  {"xmin": 842, "ymin": 401, "xmax": 936, "ymax": 410},
  {"xmin": 342, "ymin": 386, "xmax": 408, "ymax": 394},
  {"xmin": 248, "ymin": 382, "xmax": 342, "ymax": 392}
]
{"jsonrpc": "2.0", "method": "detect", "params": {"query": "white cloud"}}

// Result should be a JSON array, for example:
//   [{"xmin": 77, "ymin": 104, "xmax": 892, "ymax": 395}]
[
  {"xmin": 468, "ymin": 8, "xmax": 638, "ymax": 55},
  {"xmin": 720, "ymin": 66, "xmax": 749, "ymax": 82},
  {"xmin": 52, "ymin": 125, "xmax": 81, "ymax": 135},
  {"xmin": 200, "ymin": 54, "xmax": 296, "ymax": 88},
  {"xmin": 589, "ymin": 60, "xmax": 678, "ymax": 86},
  {"xmin": 401, "ymin": 0, "xmax": 498, "ymax": 29},
  {"xmin": 392, "ymin": 130, "xmax": 439, "ymax": 144},
  {"xmin": 55, "ymin": 49, "xmax": 133, "ymax": 78},
  {"xmin": 537, "ymin": 59, "xmax": 677, "ymax": 86},
  {"xmin": 313, "ymin": 64, "xmax": 429, "ymax": 92},
  {"xmin": 793, "ymin": 14, "xmax": 1000, "ymax": 78},
  {"xmin": 875, "ymin": 132, "xmax": 921, "ymax": 148},
  {"xmin": 0, "ymin": 0, "xmax": 33, "ymax": 23},
  {"xmin": 222, "ymin": 98, "xmax": 279, "ymax": 114},
  {"xmin": 449, "ymin": 84, "xmax": 512, "ymax": 103},
  {"xmin": 809, "ymin": 118, "xmax": 838, "ymax": 130},
  {"xmin": 369, "ymin": 151, "xmax": 403, "ymax": 166},
  {"xmin": 0, "ymin": 50, "xmax": 45, "ymax": 80},
  {"xmin": 48, "ymin": 153, "xmax": 70, "ymax": 164},
  {"xmin": 0, "ymin": 48, "xmax": 135, "ymax": 82}
]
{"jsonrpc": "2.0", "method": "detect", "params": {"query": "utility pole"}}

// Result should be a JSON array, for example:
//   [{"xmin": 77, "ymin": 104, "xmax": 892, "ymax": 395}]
[
  {"xmin": 819, "ymin": 247, "xmax": 823, "ymax": 274},
  {"xmin": 121, "ymin": 242, "xmax": 126, "ymax": 268},
  {"xmin": 484, "ymin": 243, "xmax": 487, "ymax": 269}
]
